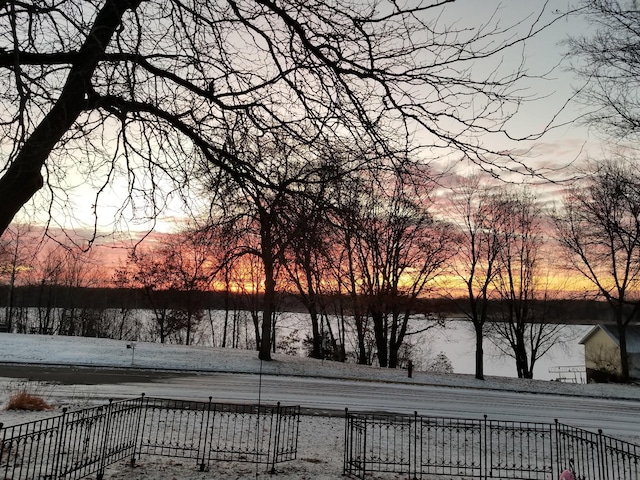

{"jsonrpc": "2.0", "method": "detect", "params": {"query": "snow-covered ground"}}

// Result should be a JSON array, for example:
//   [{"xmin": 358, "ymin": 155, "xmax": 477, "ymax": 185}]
[{"xmin": 1, "ymin": 333, "xmax": 639, "ymax": 479}]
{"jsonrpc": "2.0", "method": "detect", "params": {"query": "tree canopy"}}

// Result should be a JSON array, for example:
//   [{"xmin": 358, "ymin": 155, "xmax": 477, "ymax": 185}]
[
  {"xmin": 568, "ymin": 0, "xmax": 640, "ymax": 141},
  {"xmin": 0, "ymin": 0, "xmax": 564, "ymax": 237}
]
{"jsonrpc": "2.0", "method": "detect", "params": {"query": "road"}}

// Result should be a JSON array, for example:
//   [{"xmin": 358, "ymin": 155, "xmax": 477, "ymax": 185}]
[{"xmin": 2, "ymin": 364, "xmax": 639, "ymax": 439}]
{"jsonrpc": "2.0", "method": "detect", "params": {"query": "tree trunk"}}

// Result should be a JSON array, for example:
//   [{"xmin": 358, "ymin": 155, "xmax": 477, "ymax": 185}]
[
  {"xmin": 474, "ymin": 322, "xmax": 484, "ymax": 380},
  {"xmin": 517, "ymin": 336, "xmax": 532, "ymax": 379},
  {"xmin": 388, "ymin": 340, "xmax": 399, "ymax": 369},
  {"xmin": 251, "ymin": 310, "xmax": 261, "ymax": 350},
  {"xmin": 222, "ymin": 279, "xmax": 231, "ymax": 347},
  {"xmin": 185, "ymin": 309, "xmax": 192, "ymax": 346},
  {"xmin": 259, "ymin": 257, "xmax": 275, "ymax": 361},
  {"xmin": 345, "ymin": 236, "xmax": 367, "ymax": 364},
  {"xmin": 298, "ymin": 288, "xmax": 322, "ymax": 358},
  {"xmin": 300, "ymin": 252, "xmax": 323, "ymax": 358},
  {"xmin": 309, "ymin": 308, "xmax": 322, "ymax": 358},
  {"xmin": 222, "ymin": 308, "xmax": 229, "ymax": 348},
  {"xmin": 5, "ymin": 263, "xmax": 16, "ymax": 332},
  {"xmin": 354, "ymin": 313, "xmax": 368, "ymax": 364},
  {"xmin": 371, "ymin": 308, "xmax": 388, "ymax": 368}
]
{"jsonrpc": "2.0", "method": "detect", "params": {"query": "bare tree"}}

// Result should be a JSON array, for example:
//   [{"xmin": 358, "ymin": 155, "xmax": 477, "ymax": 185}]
[
  {"xmin": 201, "ymin": 223, "xmax": 243, "ymax": 349},
  {"xmin": 282, "ymin": 180, "xmax": 332, "ymax": 359},
  {"xmin": 127, "ymin": 245, "xmax": 189, "ymax": 344},
  {"xmin": 161, "ymin": 228, "xmax": 215, "ymax": 345},
  {"xmin": 354, "ymin": 173, "xmax": 453, "ymax": 368},
  {"xmin": 0, "ymin": 1, "xmax": 566, "ymax": 238},
  {"xmin": 19, "ymin": 240, "xmax": 103, "ymax": 335},
  {"xmin": 110, "ymin": 263, "xmax": 139, "ymax": 340},
  {"xmin": 325, "ymin": 173, "xmax": 374, "ymax": 365},
  {"xmin": 488, "ymin": 188, "xmax": 566, "ymax": 379},
  {"xmin": 0, "ymin": 223, "xmax": 38, "ymax": 332},
  {"xmin": 234, "ymin": 253, "xmax": 269, "ymax": 351},
  {"xmin": 280, "ymin": 154, "xmax": 361, "ymax": 361},
  {"xmin": 318, "ymin": 166, "xmax": 453, "ymax": 368},
  {"xmin": 554, "ymin": 158, "xmax": 640, "ymax": 382},
  {"xmin": 25, "ymin": 244, "xmax": 65, "ymax": 334},
  {"xmin": 451, "ymin": 177, "xmax": 507, "ymax": 380},
  {"xmin": 202, "ymin": 127, "xmax": 324, "ymax": 360},
  {"xmin": 567, "ymin": 1, "xmax": 640, "ymax": 141},
  {"xmin": 57, "ymin": 246, "xmax": 104, "ymax": 336}
]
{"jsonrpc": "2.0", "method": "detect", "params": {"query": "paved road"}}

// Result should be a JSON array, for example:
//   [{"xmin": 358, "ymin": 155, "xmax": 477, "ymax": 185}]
[
  {"xmin": 2, "ymin": 364, "xmax": 639, "ymax": 439},
  {"xmin": 0, "ymin": 364, "xmax": 177, "ymax": 384}
]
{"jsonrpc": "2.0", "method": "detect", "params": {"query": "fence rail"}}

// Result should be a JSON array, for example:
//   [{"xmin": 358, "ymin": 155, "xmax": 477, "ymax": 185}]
[
  {"xmin": 556, "ymin": 421, "xmax": 640, "ymax": 480},
  {"xmin": 135, "ymin": 396, "xmax": 300, "ymax": 470},
  {"xmin": 344, "ymin": 410, "xmax": 640, "ymax": 480},
  {"xmin": 0, "ymin": 396, "xmax": 300, "ymax": 480},
  {"xmin": 2, "ymin": 396, "xmax": 637, "ymax": 480}
]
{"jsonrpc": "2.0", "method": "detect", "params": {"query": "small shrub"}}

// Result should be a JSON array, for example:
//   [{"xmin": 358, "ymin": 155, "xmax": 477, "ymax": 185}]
[
  {"xmin": 428, "ymin": 351, "xmax": 454, "ymax": 374},
  {"xmin": 5, "ymin": 390, "xmax": 52, "ymax": 411}
]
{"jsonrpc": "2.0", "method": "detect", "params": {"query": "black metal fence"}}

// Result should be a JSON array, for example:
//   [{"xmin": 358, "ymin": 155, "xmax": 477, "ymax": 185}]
[
  {"xmin": 3, "ymin": 397, "xmax": 638, "ymax": 480},
  {"xmin": 0, "ymin": 395, "xmax": 300, "ymax": 480},
  {"xmin": 135, "ymin": 396, "xmax": 300, "ymax": 470},
  {"xmin": 344, "ymin": 410, "xmax": 640, "ymax": 480},
  {"xmin": 556, "ymin": 421, "xmax": 640, "ymax": 480}
]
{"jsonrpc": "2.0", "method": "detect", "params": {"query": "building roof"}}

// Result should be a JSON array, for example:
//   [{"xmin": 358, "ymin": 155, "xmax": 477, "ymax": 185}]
[{"xmin": 579, "ymin": 324, "xmax": 640, "ymax": 353}]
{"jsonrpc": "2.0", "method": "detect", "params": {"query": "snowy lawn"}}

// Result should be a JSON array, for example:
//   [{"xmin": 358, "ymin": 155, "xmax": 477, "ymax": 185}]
[
  {"xmin": 1, "ymin": 334, "xmax": 639, "ymax": 479},
  {"xmin": 102, "ymin": 414, "xmax": 346, "ymax": 480}
]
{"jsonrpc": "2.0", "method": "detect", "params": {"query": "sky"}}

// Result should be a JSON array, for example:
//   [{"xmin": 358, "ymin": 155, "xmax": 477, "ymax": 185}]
[
  {"xmin": 6, "ymin": 0, "xmax": 603, "ymax": 240},
  {"xmin": 0, "ymin": 1, "xmax": 612, "ymax": 303},
  {"xmin": 0, "ymin": 3, "xmax": 613, "ymax": 337}
]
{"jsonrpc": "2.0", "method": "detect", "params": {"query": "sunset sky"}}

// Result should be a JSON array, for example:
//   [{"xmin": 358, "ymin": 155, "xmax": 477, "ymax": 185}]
[{"xmin": 10, "ymin": 1, "xmax": 603, "ymax": 258}]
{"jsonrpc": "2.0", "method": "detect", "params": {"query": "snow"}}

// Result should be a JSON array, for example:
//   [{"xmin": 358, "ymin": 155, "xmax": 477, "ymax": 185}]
[{"xmin": 1, "ymin": 333, "xmax": 639, "ymax": 479}]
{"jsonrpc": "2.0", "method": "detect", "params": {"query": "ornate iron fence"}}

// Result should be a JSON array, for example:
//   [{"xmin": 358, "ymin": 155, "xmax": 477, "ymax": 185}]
[
  {"xmin": 556, "ymin": 421, "xmax": 640, "ymax": 480},
  {"xmin": 134, "ymin": 396, "xmax": 300, "ymax": 472},
  {"xmin": 344, "ymin": 410, "xmax": 640, "ymax": 480},
  {"xmin": 0, "ymin": 395, "xmax": 300, "ymax": 480},
  {"xmin": 0, "ymin": 397, "xmax": 142, "ymax": 480}
]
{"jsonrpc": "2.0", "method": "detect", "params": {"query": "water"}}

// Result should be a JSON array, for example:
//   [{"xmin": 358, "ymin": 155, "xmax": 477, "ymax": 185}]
[
  {"xmin": 275, "ymin": 311, "xmax": 590, "ymax": 381},
  {"xmin": 6, "ymin": 307, "xmax": 591, "ymax": 381},
  {"xmin": 426, "ymin": 321, "xmax": 590, "ymax": 381}
]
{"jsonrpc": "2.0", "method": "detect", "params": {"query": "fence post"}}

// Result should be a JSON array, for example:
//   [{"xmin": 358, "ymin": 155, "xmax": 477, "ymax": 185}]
[
  {"xmin": 549, "ymin": 420, "xmax": 555, "ymax": 480},
  {"xmin": 51, "ymin": 407, "xmax": 68, "ymax": 478},
  {"xmin": 343, "ymin": 408, "xmax": 349, "ymax": 475},
  {"xmin": 270, "ymin": 402, "xmax": 282, "ymax": 474},
  {"xmin": 0, "ymin": 422, "xmax": 4, "ymax": 479},
  {"xmin": 130, "ymin": 393, "xmax": 146, "ymax": 467},
  {"xmin": 412, "ymin": 411, "xmax": 418, "ymax": 480},
  {"xmin": 96, "ymin": 399, "xmax": 115, "ymax": 480},
  {"xmin": 553, "ymin": 419, "xmax": 560, "ymax": 479},
  {"xmin": 597, "ymin": 429, "xmax": 607, "ymax": 480},
  {"xmin": 198, "ymin": 396, "xmax": 213, "ymax": 472},
  {"xmin": 362, "ymin": 414, "xmax": 368, "ymax": 479},
  {"xmin": 482, "ymin": 414, "xmax": 488, "ymax": 480}
]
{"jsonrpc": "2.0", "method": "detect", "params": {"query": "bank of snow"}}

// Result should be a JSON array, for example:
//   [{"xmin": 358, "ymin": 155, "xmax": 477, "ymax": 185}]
[{"xmin": 0, "ymin": 333, "xmax": 637, "ymax": 400}]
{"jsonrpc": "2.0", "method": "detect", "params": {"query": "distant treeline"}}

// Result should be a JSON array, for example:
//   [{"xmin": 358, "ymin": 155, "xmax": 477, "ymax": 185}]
[
  {"xmin": 0, "ymin": 285, "xmax": 613, "ymax": 324},
  {"xmin": 0, "ymin": 285, "xmax": 265, "ymax": 312}
]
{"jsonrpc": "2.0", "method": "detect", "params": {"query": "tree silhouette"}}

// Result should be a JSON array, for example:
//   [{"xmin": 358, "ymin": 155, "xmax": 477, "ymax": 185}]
[
  {"xmin": 568, "ymin": 1, "xmax": 640, "ymax": 141},
  {"xmin": 554, "ymin": 159, "xmax": 640, "ymax": 382},
  {"xmin": 0, "ymin": 1, "xmax": 564, "ymax": 238}
]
